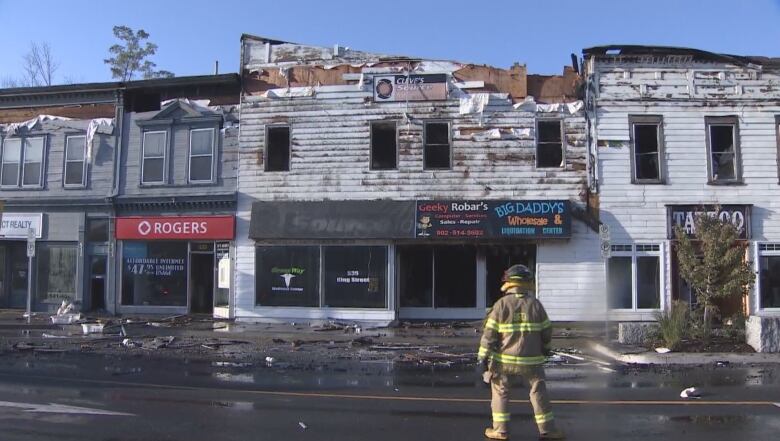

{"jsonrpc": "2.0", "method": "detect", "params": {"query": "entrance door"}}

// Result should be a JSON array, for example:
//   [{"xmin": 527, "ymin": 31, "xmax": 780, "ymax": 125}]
[
  {"xmin": 88, "ymin": 256, "xmax": 107, "ymax": 311},
  {"xmin": 189, "ymin": 251, "xmax": 214, "ymax": 314},
  {"xmin": 9, "ymin": 244, "xmax": 27, "ymax": 308},
  {"xmin": 485, "ymin": 245, "xmax": 536, "ymax": 307}
]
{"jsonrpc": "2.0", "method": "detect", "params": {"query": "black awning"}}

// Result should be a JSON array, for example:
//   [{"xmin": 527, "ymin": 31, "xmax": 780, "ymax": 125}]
[{"xmin": 249, "ymin": 200, "xmax": 416, "ymax": 240}]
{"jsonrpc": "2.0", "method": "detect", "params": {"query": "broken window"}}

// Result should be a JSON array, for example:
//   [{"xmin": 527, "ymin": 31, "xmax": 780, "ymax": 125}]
[
  {"xmin": 1, "ymin": 138, "xmax": 22, "ymax": 187},
  {"xmin": 398, "ymin": 245, "xmax": 476, "ymax": 308},
  {"xmin": 536, "ymin": 120, "xmax": 564, "ymax": 168},
  {"xmin": 424, "ymin": 122, "xmax": 451, "ymax": 169},
  {"xmin": 141, "ymin": 131, "xmax": 166, "ymax": 184},
  {"xmin": 265, "ymin": 126, "xmax": 290, "ymax": 172},
  {"xmin": 189, "ymin": 128, "xmax": 215, "ymax": 182},
  {"xmin": 630, "ymin": 116, "xmax": 663, "ymax": 182},
  {"xmin": 706, "ymin": 117, "xmax": 739, "ymax": 183},
  {"xmin": 370, "ymin": 122, "xmax": 397, "ymax": 170},
  {"xmin": 64, "ymin": 135, "xmax": 87, "ymax": 186}
]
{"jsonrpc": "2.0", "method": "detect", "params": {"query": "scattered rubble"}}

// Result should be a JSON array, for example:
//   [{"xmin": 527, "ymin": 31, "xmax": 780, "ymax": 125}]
[{"xmin": 680, "ymin": 387, "xmax": 702, "ymax": 399}]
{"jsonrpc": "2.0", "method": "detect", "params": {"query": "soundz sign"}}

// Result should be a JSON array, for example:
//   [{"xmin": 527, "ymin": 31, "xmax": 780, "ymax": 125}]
[{"xmin": 116, "ymin": 216, "xmax": 235, "ymax": 240}]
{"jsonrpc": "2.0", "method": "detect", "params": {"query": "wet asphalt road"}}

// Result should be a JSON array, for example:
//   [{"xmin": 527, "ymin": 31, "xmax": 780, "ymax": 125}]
[{"xmin": 0, "ymin": 354, "xmax": 778, "ymax": 441}]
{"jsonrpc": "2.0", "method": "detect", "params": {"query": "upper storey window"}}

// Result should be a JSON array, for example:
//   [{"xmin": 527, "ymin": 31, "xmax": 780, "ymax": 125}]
[
  {"xmin": 1, "ymin": 136, "xmax": 45, "ymax": 188},
  {"xmin": 536, "ymin": 120, "xmax": 564, "ymax": 168},
  {"xmin": 629, "ymin": 116, "xmax": 664, "ymax": 184},
  {"xmin": 706, "ymin": 116, "xmax": 741, "ymax": 184},
  {"xmin": 423, "ymin": 122, "xmax": 451, "ymax": 169},
  {"xmin": 265, "ymin": 125, "xmax": 290, "ymax": 172}
]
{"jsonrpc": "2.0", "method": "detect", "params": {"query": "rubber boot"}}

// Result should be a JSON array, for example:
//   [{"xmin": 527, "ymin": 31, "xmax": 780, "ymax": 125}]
[
  {"xmin": 484, "ymin": 427, "xmax": 509, "ymax": 440},
  {"xmin": 539, "ymin": 429, "xmax": 566, "ymax": 440}
]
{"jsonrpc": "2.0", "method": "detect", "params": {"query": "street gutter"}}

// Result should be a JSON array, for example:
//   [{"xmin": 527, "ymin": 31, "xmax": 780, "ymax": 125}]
[{"xmin": 589, "ymin": 341, "xmax": 780, "ymax": 365}]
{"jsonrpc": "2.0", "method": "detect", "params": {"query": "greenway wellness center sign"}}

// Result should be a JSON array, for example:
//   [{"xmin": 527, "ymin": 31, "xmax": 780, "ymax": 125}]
[{"xmin": 415, "ymin": 200, "xmax": 571, "ymax": 239}]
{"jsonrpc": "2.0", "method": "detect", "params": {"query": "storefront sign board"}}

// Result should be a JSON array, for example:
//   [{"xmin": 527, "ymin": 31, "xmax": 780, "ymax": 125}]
[
  {"xmin": 373, "ymin": 74, "xmax": 448, "ymax": 102},
  {"xmin": 116, "ymin": 216, "xmax": 235, "ymax": 240},
  {"xmin": 667, "ymin": 205, "xmax": 751, "ymax": 240},
  {"xmin": 0, "ymin": 213, "xmax": 42, "ymax": 238}
]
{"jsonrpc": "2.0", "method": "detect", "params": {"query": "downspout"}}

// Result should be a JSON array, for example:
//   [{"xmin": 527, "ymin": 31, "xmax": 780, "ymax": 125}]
[{"xmin": 108, "ymin": 88, "xmax": 125, "ymax": 315}]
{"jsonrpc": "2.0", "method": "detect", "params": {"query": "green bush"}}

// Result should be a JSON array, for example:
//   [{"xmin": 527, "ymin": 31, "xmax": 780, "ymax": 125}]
[{"xmin": 654, "ymin": 301, "xmax": 689, "ymax": 350}]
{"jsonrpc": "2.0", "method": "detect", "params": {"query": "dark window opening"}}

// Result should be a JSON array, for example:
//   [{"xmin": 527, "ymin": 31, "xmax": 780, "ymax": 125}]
[
  {"xmin": 636, "ymin": 256, "xmax": 661, "ymax": 309},
  {"xmin": 707, "ymin": 122, "xmax": 738, "ymax": 182},
  {"xmin": 485, "ymin": 245, "xmax": 536, "ymax": 307},
  {"xmin": 424, "ymin": 122, "xmax": 450, "ymax": 169},
  {"xmin": 370, "ymin": 122, "xmax": 397, "ymax": 170},
  {"xmin": 86, "ymin": 218, "xmax": 109, "ymax": 243},
  {"xmin": 633, "ymin": 123, "xmax": 661, "ymax": 181},
  {"xmin": 607, "ymin": 256, "xmax": 632, "ymax": 309},
  {"xmin": 536, "ymin": 120, "xmax": 563, "ymax": 168},
  {"xmin": 399, "ymin": 245, "xmax": 476, "ymax": 308},
  {"xmin": 266, "ymin": 126, "xmax": 290, "ymax": 171}
]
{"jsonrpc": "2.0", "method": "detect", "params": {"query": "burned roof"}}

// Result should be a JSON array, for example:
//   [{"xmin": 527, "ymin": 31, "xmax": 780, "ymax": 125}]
[{"xmin": 583, "ymin": 45, "xmax": 780, "ymax": 69}]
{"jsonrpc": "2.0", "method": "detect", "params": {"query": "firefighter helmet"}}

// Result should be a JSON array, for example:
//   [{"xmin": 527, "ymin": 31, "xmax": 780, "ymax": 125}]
[{"xmin": 502, "ymin": 264, "xmax": 533, "ymax": 282}]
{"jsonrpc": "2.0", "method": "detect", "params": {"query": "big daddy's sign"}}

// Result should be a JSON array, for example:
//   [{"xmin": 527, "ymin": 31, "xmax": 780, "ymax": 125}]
[{"xmin": 116, "ymin": 216, "xmax": 235, "ymax": 240}]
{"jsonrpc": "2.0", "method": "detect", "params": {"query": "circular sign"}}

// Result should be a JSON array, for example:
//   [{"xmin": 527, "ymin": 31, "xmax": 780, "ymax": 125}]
[
  {"xmin": 137, "ymin": 221, "xmax": 152, "ymax": 236},
  {"xmin": 375, "ymin": 79, "xmax": 393, "ymax": 99}
]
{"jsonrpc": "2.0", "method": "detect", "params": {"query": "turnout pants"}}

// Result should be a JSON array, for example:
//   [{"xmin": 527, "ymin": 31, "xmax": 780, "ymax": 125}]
[{"xmin": 490, "ymin": 366, "xmax": 556, "ymax": 434}]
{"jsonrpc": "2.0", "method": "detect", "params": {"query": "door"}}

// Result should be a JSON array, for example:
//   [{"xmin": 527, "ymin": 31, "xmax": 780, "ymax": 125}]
[
  {"xmin": 89, "ymin": 256, "xmax": 107, "ymax": 311},
  {"xmin": 189, "ymin": 252, "xmax": 214, "ymax": 314},
  {"xmin": 9, "ymin": 244, "xmax": 27, "ymax": 308}
]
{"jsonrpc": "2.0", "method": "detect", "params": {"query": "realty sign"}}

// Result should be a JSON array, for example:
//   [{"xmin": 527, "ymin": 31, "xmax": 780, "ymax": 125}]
[{"xmin": 0, "ymin": 213, "xmax": 42, "ymax": 239}]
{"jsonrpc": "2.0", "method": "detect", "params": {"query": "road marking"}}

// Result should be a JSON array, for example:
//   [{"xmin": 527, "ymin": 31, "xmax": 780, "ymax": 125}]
[
  {"xmin": 0, "ymin": 400, "xmax": 134, "ymax": 416},
  {"xmin": 0, "ymin": 372, "xmax": 775, "ymax": 408}
]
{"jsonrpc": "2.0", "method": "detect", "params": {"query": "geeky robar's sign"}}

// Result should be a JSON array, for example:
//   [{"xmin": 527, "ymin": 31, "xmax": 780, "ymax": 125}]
[
  {"xmin": 373, "ymin": 74, "xmax": 448, "ymax": 102},
  {"xmin": 415, "ymin": 200, "xmax": 571, "ymax": 239},
  {"xmin": 0, "ymin": 213, "xmax": 42, "ymax": 238},
  {"xmin": 116, "ymin": 216, "xmax": 235, "ymax": 240},
  {"xmin": 667, "ymin": 205, "xmax": 751, "ymax": 240}
]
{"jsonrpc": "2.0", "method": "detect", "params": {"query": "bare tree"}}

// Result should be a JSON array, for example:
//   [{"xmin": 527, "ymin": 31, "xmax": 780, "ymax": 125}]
[
  {"xmin": 2, "ymin": 42, "xmax": 60, "ymax": 88},
  {"xmin": 23, "ymin": 42, "xmax": 60, "ymax": 86}
]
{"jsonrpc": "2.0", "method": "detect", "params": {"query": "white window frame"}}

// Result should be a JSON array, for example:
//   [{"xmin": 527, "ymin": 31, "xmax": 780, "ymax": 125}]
[
  {"xmin": 756, "ymin": 243, "xmax": 780, "ymax": 313},
  {"xmin": 0, "ymin": 137, "xmax": 22, "ymax": 188},
  {"xmin": 608, "ymin": 243, "xmax": 664, "ymax": 311},
  {"xmin": 141, "ymin": 130, "xmax": 168, "ymax": 185},
  {"xmin": 21, "ymin": 136, "xmax": 46, "ymax": 188},
  {"xmin": 63, "ymin": 135, "xmax": 87, "ymax": 188},
  {"xmin": 705, "ymin": 116, "xmax": 741, "ymax": 184},
  {"xmin": 188, "ymin": 128, "xmax": 215, "ymax": 183}
]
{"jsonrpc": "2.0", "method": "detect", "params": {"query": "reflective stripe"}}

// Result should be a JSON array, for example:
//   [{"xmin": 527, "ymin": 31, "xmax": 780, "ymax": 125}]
[
  {"xmin": 493, "ymin": 412, "xmax": 511, "ymax": 422},
  {"xmin": 535, "ymin": 412, "xmax": 554, "ymax": 423},
  {"xmin": 478, "ymin": 347, "xmax": 546, "ymax": 365},
  {"xmin": 484, "ymin": 318, "xmax": 552, "ymax": 333}
]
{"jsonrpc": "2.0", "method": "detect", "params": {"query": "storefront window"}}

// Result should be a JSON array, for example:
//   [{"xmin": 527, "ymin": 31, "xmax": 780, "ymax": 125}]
[
  {"xmin": 636, "ymin": 256, "xmax": 661, "ymax": 309},
  {"xmin": 399, "ymin": 245, "xmax": 477, "ymax": 308},
  {"xmin": 36, "ymin": 243, "xmax": 78, "ymax": 305},
  {"xmin": 760, "ymin": 255, "xmax": 780, "ymax": 309},
  {"xmin": 256, "ymin": 246, "xmax": 319, "ymax": 307},
  {"xmin": 122, "ymin": 241, "xmax": 187, "ymax": 306},
  {"xmin": 607, "ymin": 256, "xmax": 633, "ymax": 309},
  {"xmin": 323, "ymin": 246, "xmax": 387, "ymax": 308}
]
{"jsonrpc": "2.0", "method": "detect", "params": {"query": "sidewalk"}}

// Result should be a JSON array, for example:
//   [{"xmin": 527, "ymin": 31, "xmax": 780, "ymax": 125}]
[{"xmin": 589, "ymin": 340, "xmax": 780, "ymax": 365}]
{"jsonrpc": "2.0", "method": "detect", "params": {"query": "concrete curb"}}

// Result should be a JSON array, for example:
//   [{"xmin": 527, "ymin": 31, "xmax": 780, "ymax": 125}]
[{"xmin": 588, "ymin": 341, "xmax": 780, "ymax": 365}]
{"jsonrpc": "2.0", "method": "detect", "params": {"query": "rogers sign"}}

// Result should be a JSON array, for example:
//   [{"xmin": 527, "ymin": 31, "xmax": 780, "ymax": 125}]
[{"xmin": 116, "ymin": 216, "xmax": 235, "ymax": 240}]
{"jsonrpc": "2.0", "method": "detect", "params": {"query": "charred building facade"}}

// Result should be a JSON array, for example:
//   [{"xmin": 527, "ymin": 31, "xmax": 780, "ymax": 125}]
[{"xmin": 235, "ymin": 35, "xmax": 602, "ymax": 324}]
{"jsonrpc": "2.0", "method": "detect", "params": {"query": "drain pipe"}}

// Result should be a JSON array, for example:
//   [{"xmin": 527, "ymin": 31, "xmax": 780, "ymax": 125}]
[{"xmin": 107, "ymin": 88, "xmax": 125, "ymax": 315}]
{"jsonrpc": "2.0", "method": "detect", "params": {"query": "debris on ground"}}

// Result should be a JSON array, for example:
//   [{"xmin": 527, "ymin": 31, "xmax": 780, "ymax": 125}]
[
  {"xmin": 655, "ymin": 347, "xmax": 672, "ymax": 354},
  {"xmin": 105, "ymin": 366, "xmax": 143, "ymax": 376},
  {"xmin": 680, "ymin": 387, "xmax": 702, "ymax": 399},
  {"xmin": 212, "ymin": 361, "xmax": 253, "ymax": 368},
  {"xmin": 265, "ymin": 356, "xmax": 276, "ymax": 366},
  {"xmin": 298, "ymin": 422, "xmax": 307, "ymax": 430},
  {"xmin": 50, "ymin": 301, "xmax": 83, "ymax": 324},
  {"xmin": 716, "ymin": 361, "xmax": 730, "ymax": 367},
  {"xmin": 41, "ymin": 333, "xmax": 71, "ymax": 339},
  {"xmin": 350, "ymin": 337, "xmax": 374, "ymax": 347},
  {"xmin": 81, "ymin": 323, "xmax": 104, "ymax": 334},
  {"xmin": 122, "ymin": 338, "xmax": 141, "ymax": 348},
  {"xmin": 143, "ymin": 336, "xmax": 175, "ymax": 350}
]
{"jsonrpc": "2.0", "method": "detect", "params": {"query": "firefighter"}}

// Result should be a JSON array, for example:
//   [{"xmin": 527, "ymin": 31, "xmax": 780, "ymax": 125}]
[{"xmin": 478, "ymin": 264, "xmax": 565, "ymax": 440}]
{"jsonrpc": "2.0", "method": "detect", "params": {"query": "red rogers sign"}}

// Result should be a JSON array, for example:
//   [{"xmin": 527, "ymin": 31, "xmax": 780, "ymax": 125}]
[{"xmin": 115, "ymin": 216, "xmax": 235, "ymax": 240}]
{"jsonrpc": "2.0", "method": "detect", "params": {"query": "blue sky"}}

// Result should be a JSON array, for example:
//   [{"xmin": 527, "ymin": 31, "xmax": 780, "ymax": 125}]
[{"xmin": 1, "ymin": 0, "xmax": 779, "ymax": 84}]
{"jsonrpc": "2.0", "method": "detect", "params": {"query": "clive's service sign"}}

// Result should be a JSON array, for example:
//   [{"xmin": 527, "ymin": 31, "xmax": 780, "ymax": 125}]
[
  {"xmin": 415, "ymin": 200, "xmax": 571, "ymax": 239},
  {"xmin": 373, "ymin": 74, "xmax": 448, "ymax": 102}
]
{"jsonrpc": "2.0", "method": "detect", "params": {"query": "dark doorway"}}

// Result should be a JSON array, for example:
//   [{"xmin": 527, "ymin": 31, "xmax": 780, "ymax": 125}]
[
  {"xmin": 398, "ymin": 245, "xmax": 476, "ymax": 308},
  {"xmin": 89, "ymin": 256, "xmax": 107, "ymax": 311},
  {"xmin": 190, "ymin": 252, "xmax": 214, "ymax": 313},
  {"xmin": 485, "ymin": 245, "xmax": 536, "ymax": 307},
  {"xmin": 9, "ymin": 244, "xmax": 27, "ymax": 308}
]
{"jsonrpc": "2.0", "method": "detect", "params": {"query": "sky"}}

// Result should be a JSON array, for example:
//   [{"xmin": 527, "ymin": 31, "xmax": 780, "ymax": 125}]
[{"xmin": 1, "ymin": 0, "xmax": 780, "ymax": 85}]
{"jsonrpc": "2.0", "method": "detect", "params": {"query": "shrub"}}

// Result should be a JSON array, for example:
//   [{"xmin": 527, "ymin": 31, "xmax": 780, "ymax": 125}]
[{"xmin": 654, "ymin": 301, "xmax": 689, "ymax": 350}]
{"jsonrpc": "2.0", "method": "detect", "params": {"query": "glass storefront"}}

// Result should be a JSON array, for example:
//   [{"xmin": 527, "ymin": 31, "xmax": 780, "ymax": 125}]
[
  {"xmin": 255, "ymin": 245, "xmax": 389, "ymax": 309},
  {"xmin": 36, "ymin": 243, "xmax": 78, "ymax": 305},
  {"xmin": 760, "ymin": 255, "xmax": 780, "ymax": 309},
  {"xmin": 121, "ymin": 241, "xmax": 188, "ymax": 306}
]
